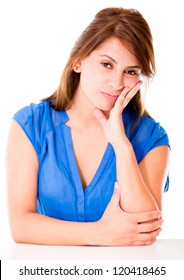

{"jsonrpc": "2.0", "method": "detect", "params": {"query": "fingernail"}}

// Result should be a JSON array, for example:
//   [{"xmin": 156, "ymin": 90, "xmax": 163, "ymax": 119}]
[
  {"xmin": 121, "ymin": 87, "xmax": 130, "ymax": 97},
  {"xmin": 114, "ymin": 182, "xmax": 119, "ymax": 189}
]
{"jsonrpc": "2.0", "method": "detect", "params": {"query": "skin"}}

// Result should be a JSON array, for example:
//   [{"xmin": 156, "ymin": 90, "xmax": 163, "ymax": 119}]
[{"xmin": 6, "ymin": 37, "xmax": 169, "ymax": 246}]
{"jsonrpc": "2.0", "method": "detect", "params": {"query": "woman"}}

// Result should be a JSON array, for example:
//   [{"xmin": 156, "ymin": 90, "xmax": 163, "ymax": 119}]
[{"xmin": 6, "ymin": 7, "xmax": 170, "ymax": 246}]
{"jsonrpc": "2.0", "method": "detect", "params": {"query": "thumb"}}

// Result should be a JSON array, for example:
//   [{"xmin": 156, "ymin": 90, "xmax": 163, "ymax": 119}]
[
  {"xmin": 93, "ymin": 108, "xmax": 107, "ymax": 126},
  {"xmin": 110, "ymin": 182, "xmax": 120, "ymax": 206}
]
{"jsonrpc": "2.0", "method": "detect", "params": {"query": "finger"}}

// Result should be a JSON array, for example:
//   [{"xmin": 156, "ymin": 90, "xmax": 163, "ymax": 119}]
[
  {"xmin": 114, "ymin": 81, "xmax": 143, "ymax": 112},
  {"xmin": 125, "ymin": 80, "xmax": 143, "ymax": 98},
  {"xmin": 93, "ymin": 108, "xmax": 107, "ymax": 126},
  {"xmin": 123, "ymin": 80, "xmax": 143, "ymax": 107},
  {"xmin": 123, "ymin": 81, "xmax": 143, "ymax": 105},
  {"xmin": 137, "ymin": 227, "xmax": 162, "ymax": 242},
  {"xmin": 136, "ymin": 210, "xmax": 162, "ymax": 224},
  {"xmin": 108, "ymin": 182, "xmax": 120, "ymax": 207},
  {"xmin": 131, "ymin": 238, "xmax": 157, "ymax": 246},
  {"xmin": 114, "ymin": 181, "xmax": 120, "ymax": 189},
  {"xmin": 138, "ymin": 218, "xmax": 163, "ymax": 233},
  {"xmin": 114, "ymin": 87, "xmax": 129, "ymax": 112}
]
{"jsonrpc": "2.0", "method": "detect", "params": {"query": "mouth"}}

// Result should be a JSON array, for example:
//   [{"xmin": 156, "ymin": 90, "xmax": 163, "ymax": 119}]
[{"xmin": 101, "ymin": 91, "xmax": 119, "ymax": 101}]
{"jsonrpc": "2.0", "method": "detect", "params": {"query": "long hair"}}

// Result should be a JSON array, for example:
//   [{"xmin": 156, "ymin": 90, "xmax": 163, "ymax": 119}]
[{"xmin": 43, "ymin": 7, "xmax": 155, "ymax": 115}]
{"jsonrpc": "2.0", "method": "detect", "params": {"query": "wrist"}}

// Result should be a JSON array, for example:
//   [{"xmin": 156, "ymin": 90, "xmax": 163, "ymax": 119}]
[
  {"xmin": 85, "ymin": 221, "xmax": 100, "ymax": 246},
  {"xmin": 112, "ymin": 135, "xmax": 131, "ymax": 154}
]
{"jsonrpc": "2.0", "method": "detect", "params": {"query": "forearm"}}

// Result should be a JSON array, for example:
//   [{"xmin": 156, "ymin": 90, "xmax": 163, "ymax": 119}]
[
  {"xmin": 10, "ymin": 212, "xmax": 98, "ymax": 246},
  {"xmin": 114, "ymin": 138, "xmax": 158, "ymax": 213}
]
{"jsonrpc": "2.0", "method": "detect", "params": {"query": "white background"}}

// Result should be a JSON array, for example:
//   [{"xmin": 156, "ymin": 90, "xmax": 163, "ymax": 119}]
[{"xmin": 0, "ymin": 0, "xmax": 184, "ymax": 243}]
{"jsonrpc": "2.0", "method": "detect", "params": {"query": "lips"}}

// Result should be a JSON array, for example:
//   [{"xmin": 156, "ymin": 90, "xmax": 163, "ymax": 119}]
[{"xmin": 101, "ymin": 91, "xmax": 119, "ymax": 101}]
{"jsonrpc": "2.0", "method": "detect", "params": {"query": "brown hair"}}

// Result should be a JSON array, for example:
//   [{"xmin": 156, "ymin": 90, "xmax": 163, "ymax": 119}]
[{"xmin": 43, "ymin": 7, "xmax": 156, "ymax": 115}]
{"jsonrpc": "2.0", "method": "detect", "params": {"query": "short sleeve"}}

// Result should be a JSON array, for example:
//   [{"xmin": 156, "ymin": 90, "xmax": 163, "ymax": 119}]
[
  {"xmin": 129, "ymin": 116, "xmax": 169, "ymax": 161},
  {"xmin": 138, "ymin": 118, "xmax": 170, "ymax": 161},
  {"xmin": 128, "ymin": 115, "xmax": 170, "ymax": 192},
  {"xmin": 13, "ymin": 102, "xmax": 48, "ymax": 159}
]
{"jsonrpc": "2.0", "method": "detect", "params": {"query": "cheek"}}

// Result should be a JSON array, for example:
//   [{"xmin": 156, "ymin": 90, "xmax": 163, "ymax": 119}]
[
  {"xmin": 80, "ymin": 68, "xmax": 103, "ymax": 89},
  {"xmin": 124, "ymin": 78, "xmax": 140, "ymax": 89},
  {"xmin": 79, "ymin": 70, "xmax": 100, "ymax": 97}
]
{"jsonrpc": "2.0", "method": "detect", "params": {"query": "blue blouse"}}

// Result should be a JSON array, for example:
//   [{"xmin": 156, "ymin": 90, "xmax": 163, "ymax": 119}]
[{"xmin": 13, "ymin": 101, "xmax": 170, "ymax": 222}]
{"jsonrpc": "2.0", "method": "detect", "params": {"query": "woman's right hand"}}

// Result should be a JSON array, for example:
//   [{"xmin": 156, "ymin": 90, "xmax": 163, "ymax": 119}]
[{"xmin": 96, "ymin": 184, "xmax": 163, "ymax": 246}]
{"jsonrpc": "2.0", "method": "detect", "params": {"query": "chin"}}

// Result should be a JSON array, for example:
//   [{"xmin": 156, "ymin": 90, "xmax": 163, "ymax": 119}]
[{"xmin": 99, "ymin": 103, "xmax": 115, "ymax": 112}]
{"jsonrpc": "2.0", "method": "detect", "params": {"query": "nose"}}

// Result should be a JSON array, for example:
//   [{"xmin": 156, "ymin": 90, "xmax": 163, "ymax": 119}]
[
  {"xmin": 108, "ymin": 75, "xmax": 124, "ymax": 91},
  {"xmin": 109, "ymin": 82, "xmax": 123, "ymax": 91}
]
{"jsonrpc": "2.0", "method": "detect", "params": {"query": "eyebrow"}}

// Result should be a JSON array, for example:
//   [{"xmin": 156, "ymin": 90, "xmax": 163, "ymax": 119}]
[{"xmin": 99, "ymin": 54, "xmax": 142, "ymax": 69}]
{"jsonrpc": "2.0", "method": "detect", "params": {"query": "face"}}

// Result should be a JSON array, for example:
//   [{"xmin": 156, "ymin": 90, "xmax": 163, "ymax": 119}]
[{"xmin": 75, "ymin": 37, "xmax": 142, "ymax": 111}]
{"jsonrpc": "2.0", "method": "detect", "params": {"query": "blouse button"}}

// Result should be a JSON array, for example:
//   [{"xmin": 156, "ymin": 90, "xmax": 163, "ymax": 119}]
[{"xmin": 79, "ymin": 197, "xmax": 84, "ymax": 204}]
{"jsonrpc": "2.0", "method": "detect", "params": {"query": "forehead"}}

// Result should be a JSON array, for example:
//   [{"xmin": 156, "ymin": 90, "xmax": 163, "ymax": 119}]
[{"xmin": 93, "ymin": 37, "xmax": 139, "ymax": 64}]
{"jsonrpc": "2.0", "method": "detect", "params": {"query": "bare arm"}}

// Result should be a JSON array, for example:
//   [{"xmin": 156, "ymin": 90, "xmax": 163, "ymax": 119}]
[
  {"xmin": 94, "ymin": 82, "xmax": 170, "ymax": 213},
  {"xmin": 6, "ymin": 121, "xmax": 97, "ymax": 245},
  {"xmin": 115, "ymin": 140, "xmax": 169, "ymax": 212},
  {"xmin": 6, "ymin": 120, "xmax": 162, "ymax": 246}
]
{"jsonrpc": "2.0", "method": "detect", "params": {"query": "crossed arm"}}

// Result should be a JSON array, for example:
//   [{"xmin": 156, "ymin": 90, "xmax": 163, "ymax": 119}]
[
  {"xmin": 6, "ymin": 84, "xmax": 169, "ymax": 246},
  {"xmin": 94, "ymin": 83, "xmax": 169, "ymax": 213}
]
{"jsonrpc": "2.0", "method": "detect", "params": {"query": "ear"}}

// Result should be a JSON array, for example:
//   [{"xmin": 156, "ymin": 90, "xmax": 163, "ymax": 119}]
[{"xmin": 73, "ymin": 61, "xmax": 81, "ymax": 73}]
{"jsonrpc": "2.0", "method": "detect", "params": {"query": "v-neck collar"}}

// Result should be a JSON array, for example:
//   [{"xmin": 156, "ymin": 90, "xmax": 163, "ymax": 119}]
[
  {"xmin": 60, "ymin": 110, "xmax": 114, "ymax": 195},
  {"xmin": 58, "ymin": 107, "xmax": 129, "ymax": 126}
]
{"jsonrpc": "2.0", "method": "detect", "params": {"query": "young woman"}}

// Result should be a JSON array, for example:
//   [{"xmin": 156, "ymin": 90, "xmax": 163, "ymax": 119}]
[{"xmin": 6, "ymin": 7, "xmax": 170, "ymax": 246}]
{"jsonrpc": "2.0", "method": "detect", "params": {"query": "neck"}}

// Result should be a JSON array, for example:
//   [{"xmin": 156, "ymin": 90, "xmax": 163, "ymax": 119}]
[{"xmin": 66, "ymin": 91, "xmax": 99, "ymax": 129}]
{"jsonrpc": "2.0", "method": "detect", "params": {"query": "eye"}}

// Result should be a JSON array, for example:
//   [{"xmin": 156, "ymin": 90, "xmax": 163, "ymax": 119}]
[
  {"xmin": 124, "ymin": 69, "xmax": 141, "ymax": 76},
  {"xmin": 101, "ymin": 62, "xmax": 113, "ymax": 69}
]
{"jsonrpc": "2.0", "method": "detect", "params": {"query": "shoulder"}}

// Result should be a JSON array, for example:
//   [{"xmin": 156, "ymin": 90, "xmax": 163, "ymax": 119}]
[
  {"xmin": 138, "ymin": 114, "xmax": 169, "ymax": 145},
  {"xmin": 13, "ymin": 100, "xmax": 65, "ymax": 129},
  {"xmin": 13, "ymin": 101, "xmax": 50, "ymax": 124},
  {"xmin": 123, "ymin": 109, "xmax": 170, "ymax": 162},
  {"xmin": 12, "ymin": 101, "xmax": 66, "ymax": 158}
]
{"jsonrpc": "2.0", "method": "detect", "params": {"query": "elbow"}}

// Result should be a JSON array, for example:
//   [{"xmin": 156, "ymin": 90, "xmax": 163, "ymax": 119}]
[
  {"xmin": 9, "ymin": 216, "xmax": 30, "ymax": 244},
  {"xmin": 10, "ymin": 225, "xmax": 25, "ymax": 244}
]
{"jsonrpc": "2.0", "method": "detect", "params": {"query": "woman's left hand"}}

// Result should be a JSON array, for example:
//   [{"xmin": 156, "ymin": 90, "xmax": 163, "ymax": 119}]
[{"xmin": 94, "ymin": 81, "xmax": 142, "ymax": 147}]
